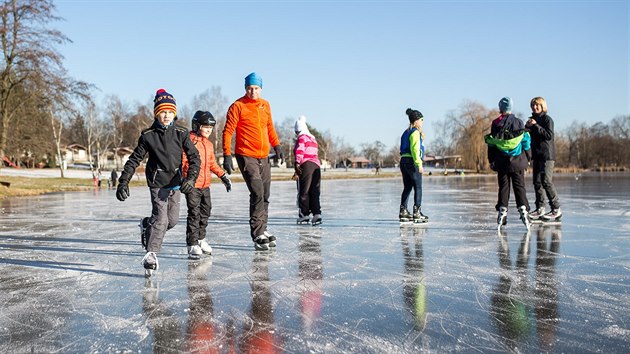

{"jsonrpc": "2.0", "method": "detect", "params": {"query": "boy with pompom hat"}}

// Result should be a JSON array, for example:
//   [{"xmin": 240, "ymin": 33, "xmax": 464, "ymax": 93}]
[{"xmin": 116, "ymin": 88, "xmax": 200, "ymax": 276}]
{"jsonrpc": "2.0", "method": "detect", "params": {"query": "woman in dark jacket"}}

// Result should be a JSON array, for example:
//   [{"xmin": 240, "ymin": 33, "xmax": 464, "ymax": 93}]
[
  {"xmin": 526, "ymin": 97, "xmax": 561, "ymax": 221},
  {"xmin": 485, "ymin": 97, "xmax": 531, "ymax": 229}
]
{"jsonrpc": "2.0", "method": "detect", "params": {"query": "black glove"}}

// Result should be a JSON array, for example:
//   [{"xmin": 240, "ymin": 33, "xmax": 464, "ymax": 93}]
[
  {"xmin": 223, "ymin": 155, "xmax": 233, "ymax": 175},
  {"xmin": 180, "ymin": 178, "xmax": 195, "ymax": 194},
  {"xmin": 273, "ymin": 146, "xmax": 284, "ymax": 165},
  {"xmin": 116, "ymin": 182, "xmax": 129, "ymax": 201},
  {"xmin": 220, "ymin": 174, "xmax": 232, "ymax": 192},
  {"xmin": 294, "ymin": 163, "xmax": 302, "ymax": 176}
]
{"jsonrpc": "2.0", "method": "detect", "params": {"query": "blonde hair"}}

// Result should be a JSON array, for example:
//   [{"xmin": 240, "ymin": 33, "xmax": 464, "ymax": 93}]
[{"xmin": 530, "ymin": 97, "xmax": 547, "ymax": 113}]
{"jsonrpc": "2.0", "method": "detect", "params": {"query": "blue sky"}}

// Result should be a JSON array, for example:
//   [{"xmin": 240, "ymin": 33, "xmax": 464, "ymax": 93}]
[{"xmin": 54, "ymin": 0, "xmax": 628, "ymax": 150}]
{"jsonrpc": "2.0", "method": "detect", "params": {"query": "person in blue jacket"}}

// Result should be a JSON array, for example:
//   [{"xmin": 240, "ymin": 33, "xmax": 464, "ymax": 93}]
[
  {"xmin": 399, "ymin": 108, "xmax": 429, "ymax": 223},
  {"xmin": 485, "ymin": 97, "xmax": 531, "ymax": 229}
]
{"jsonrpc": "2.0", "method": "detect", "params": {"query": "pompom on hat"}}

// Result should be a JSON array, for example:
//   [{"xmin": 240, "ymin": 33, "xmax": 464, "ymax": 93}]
[
  {"xmin": 498, "ymin": 97, "xmax": 513, "ymax": 113},
  {"xmin": 406, "ymin": 108, "xmax": 424, "ymax": 123},
  {"xmin": 244, "ymin": 72, "xmax": 263, "ymax": 88},
  {"xmin": 154, "ymin": 89, "xmax": 177, "ymax": 117}
]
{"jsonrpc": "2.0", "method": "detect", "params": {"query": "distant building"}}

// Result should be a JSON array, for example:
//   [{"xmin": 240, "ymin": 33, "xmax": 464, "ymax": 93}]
[{"xmin": 344, "ymin": 157, "xmax": 370, "ymax": 169}]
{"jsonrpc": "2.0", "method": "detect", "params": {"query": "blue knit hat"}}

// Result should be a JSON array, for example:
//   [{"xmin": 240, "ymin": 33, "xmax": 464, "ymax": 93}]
[
  {"xmin": 244, "ymin": 72, "xmax": 263, "ymax": 88},
  {"xmin": 498, "ymin": 97, "xmax": 512, "ymax": 113}
]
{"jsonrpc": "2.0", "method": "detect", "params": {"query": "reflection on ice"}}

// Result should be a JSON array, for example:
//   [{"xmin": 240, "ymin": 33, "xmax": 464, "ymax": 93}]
[{"xmin": 0, "ymin": 173, "xmax": 629, "ymax": 352}]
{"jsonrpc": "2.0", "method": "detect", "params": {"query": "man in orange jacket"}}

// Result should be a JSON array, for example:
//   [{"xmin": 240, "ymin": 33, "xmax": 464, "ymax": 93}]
[{"xmin": 222, "ymin": 72, "xmax": 283, "ymax": 250}]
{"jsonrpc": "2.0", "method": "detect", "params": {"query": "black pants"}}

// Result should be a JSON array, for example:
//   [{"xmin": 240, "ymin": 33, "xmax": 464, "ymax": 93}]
[
  {"xmin": 532, "ymin": 160, "xmax": 560, "ymax": 210},
  {"xmin": 400, "ymin": 157, "xmax": 423, "ymax": 208},
  {"xmin": 185, "ymin": 187, "xmax": 212, "ymax": 246},
  {"xmin": 297, "ymin": 161, "xmax": 321, "ymax": 217},
  {"xmin": 496, "ymin": 170, "xmax": 530, "ymax": 211},
  {"xmin": 236, "ymin": 155, "xmax": 271, "ymax": 239}
]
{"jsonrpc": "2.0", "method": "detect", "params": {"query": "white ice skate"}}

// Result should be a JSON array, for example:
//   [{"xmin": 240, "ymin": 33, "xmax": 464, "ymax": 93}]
[
  {"xmin": 198, "ymin": 239, "xmax": 212, "ymax": 255},
  {"xmin": 297, "ymin": 215, "xmax": 310, "ymax": 225},
  {"xmin": 519, "ymin": 206, "xmax": 531, "ymax": 231},
  {"xmin": 253, "ymin": 235, "xmax": 270, "ymax": 251},
  {"xmin": 187, "ymin": 244, "xmax": 202, "ymax": 260},
  {"xmin": 141, "ymin": 251, "xmax": 159, "ymax": 277},
  {"xmin": 497, "ymin": 207, "xmax": 508, "ymax": 230},
  {"xmin": 311, "ymin": 214, "xmax": 322, "ymax": 226}
]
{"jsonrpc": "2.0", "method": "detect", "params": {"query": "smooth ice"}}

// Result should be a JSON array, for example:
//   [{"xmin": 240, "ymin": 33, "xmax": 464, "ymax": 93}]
[{"xmin": 1, "ymin": 173, "xmax": 629, "ymax": 353}]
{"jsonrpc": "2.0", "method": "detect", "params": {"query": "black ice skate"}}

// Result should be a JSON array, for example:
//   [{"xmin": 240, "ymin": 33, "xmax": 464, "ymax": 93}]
[
  {"xmin": 413, "ymin": 206, "xmax": 428, "ymax": 224},
  {"xmin": 139, "ymin": 217, "xmax": 150, "ymax": 250},
  {"xmin": 253, "ymin": 235, "xmax": 270, "ymax": 251},
  {"xmin": 264, "ymin": 231, "xmax": 277, "ymax": 247},
  {"xmin": 528, "ymin": 207, "xmax": 545, "ymax": 221},
  {"xmin": 311, "ymin": 214, "xmax": 322, "ymax": 226},
  {"xmin": 141, "ymin": 251, "xmax": 159, "ymax": 277},
  {"xmin": 399, "ymin": 205, "xmax": 413, "ymax": 223}
]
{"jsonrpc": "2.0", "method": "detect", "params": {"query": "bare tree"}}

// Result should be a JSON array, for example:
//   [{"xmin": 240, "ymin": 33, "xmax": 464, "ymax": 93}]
[
  {"xmin": 190, "ymin": 87, "xmax": 229, "ymax": 154},
  {"xmin": 0, "ymin": 0, "xmax": 68, "ymax": 167},
  {"xmin": 445, "ymin": 100, "xmax": 495, "ymax": 172}
]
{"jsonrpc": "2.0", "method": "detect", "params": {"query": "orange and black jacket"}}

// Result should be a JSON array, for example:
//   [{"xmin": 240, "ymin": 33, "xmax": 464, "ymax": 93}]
[
  {"xmin": 222, "ymin": 95, "xmax": 280, "ymax": 159},
  {"xmin": 182, "ymin": 131, "xmax": 225, "ymax": 189}
]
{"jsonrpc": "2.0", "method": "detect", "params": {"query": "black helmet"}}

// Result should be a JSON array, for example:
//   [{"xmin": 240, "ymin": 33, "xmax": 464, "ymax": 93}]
[{"xmin": 191, "ymin": 110, "xmax": 216, "ymax": 131}]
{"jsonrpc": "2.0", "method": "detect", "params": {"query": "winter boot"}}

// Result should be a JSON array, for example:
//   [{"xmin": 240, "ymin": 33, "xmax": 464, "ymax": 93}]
[
  {"xmin": 141, "ymin": 251, "xmax": 159, "ymax": 277},
  {"xmin": 264, "ymin": 230, "xmax": 277, "ymax": 247},
  {"xmin": 399, "ymin": 205, "xmax": 413, "ymax": 222},
  {"xmin": 187, "ymin": 244, "xmax": 202, "ymax": 260},
  {"xmin": 311, "ymin": 214, "xmax": 322, "ymax": 226},
  {"xmin": 518, "ymin": 205, "xmax": 530, "ymax": 230},
  {"xmin": 542, "ymin": 208, "xmax": 562, "ymax": 221},
  {"xmin": 413, "ymin": 206, "xmax": 429, "ymax": 223},
  {"xmin": 253, "ymin": 235, "xmax": 270, "ymax": 251},
  {"xmin": 497, "ymin": 206, "xmax": 508, "ymax": 227},
  {"xmin": 528, "ymin": 207, "xmax": 545, "ymax": 220},
  {"xmin": 139, "ymin": 217, "xmax": 150, "ymax": 250},
  {"xmin": 198, "ymin": 239, "xmax": 212, "ymax": 255}
]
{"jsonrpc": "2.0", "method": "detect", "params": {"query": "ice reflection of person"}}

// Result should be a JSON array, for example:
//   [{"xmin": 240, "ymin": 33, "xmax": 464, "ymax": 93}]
[
  {"xmin": 298, "ymin": 231, "xmax": 323, "ymax": 332},
  {"xmin": 185, "ymin": 258, "xmax": 219, "ymax": 353},
  {"xmin": 240, "ymin": 253, "xmax": 279, "ymax": 353},
  {"xmin": 400, "ymin": 226, "xmax": 427, "ymax": 329},
  {"xmin": 490, "ymin": 231, "xmax": 533, "ymax": 349},
  {"xmin": 534, "ymin": 227, "xmax": 561, "ymax": 351},
  {"xmin": 142, "ymin": 280, "xmax": 182, "ymax": 352}
]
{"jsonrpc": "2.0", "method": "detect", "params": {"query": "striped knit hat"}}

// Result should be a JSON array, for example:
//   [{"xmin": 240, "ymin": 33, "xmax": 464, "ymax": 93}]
[{"xmin": 153, "ymin": 89, "xmax": 177, "ymax": 117}]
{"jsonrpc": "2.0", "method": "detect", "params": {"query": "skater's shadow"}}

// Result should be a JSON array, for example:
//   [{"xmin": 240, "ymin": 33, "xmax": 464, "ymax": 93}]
[{"xmin": 489, "ymin": 228, "xmax": 562, "ymax": 351}]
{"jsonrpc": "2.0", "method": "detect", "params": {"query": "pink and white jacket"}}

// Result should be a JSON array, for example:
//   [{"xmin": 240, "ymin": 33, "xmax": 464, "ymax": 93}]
[{"xmin": 294, "ymin": 133, "xmax": 320, "ymax": 167}]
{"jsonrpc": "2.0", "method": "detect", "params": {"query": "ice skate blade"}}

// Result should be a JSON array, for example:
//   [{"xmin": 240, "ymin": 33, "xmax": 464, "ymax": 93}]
[
  {"xmin": 297, "ymin": 220, "xmax": 310, "ymax": 225},
  {"xmin": 531, "ymin": 220, "xmax": 562, "ymax": 226},
  {"xmin": 312, "ymin": 221, "xmax": 322, "ymax": 226},
  {"xmin": 188, "ymin": 254, "xmax": 201, "ymax": 260},
  {"xmin": 400, "ymin": 221, "xmax": 428, "ymax": 227},
  {"xmin": 254, "ymin": 243, "xmax": 270, "ymax": 251}
]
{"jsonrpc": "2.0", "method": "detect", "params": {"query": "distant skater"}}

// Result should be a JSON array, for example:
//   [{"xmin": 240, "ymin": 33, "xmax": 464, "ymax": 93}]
[
  {"xmin": 110, "ymin": 169, "xmax": 118, "ymax": 189},
  {"xmin": 485, "ymin": 97, "xmax": 531, "ymax": 230},
  {"xmin": 182, "ymin": 110, "xmax": 232, "ymax": 259},
  {"xmin": 293, "ymin": 115, "xmax": 322, "ymax": 226},
  {"xmin": 116, "ymin": 89, "xmax": 200, "ymax": 276},
  {"xmin": 222, "ymin": 72, "xmax": 283, "ymax": 250},
  {"xmin": 526, "ymin": 97, "xmax": 562, "ymax": 221},
  {"xmin": 399, "ymin": 108, "xmax": 429, "ymax": 223}
]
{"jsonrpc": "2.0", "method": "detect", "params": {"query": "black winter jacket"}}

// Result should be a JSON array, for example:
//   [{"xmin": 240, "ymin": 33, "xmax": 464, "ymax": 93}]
[
  {"xmin": 119, "ymin": 120, "xmax": 200, "ymax": 188},
  {"xmin": 527, "ymin": 112, "xmax": 556, "ymax": 161}
]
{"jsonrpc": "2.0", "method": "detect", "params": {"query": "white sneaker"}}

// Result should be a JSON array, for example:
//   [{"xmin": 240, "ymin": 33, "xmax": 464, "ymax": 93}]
[
  {"xmin": 198, "ymin": 239, "xmax": 212, "ymax": 254},
  {"xmin": 187, "ymin": 245, "xmax": 202, "ymax": 259}
]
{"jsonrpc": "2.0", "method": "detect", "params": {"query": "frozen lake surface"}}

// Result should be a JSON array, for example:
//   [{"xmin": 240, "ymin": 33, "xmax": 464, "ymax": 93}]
[{"xmin": 1, "ymin": 173, "xmax": 629, "ymax": 353}]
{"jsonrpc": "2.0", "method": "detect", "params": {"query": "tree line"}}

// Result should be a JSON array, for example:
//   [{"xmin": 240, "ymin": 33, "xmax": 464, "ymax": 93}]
[{"xmin": 2, "ymin": 0, "xmax": 628, "ymax": 177}]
